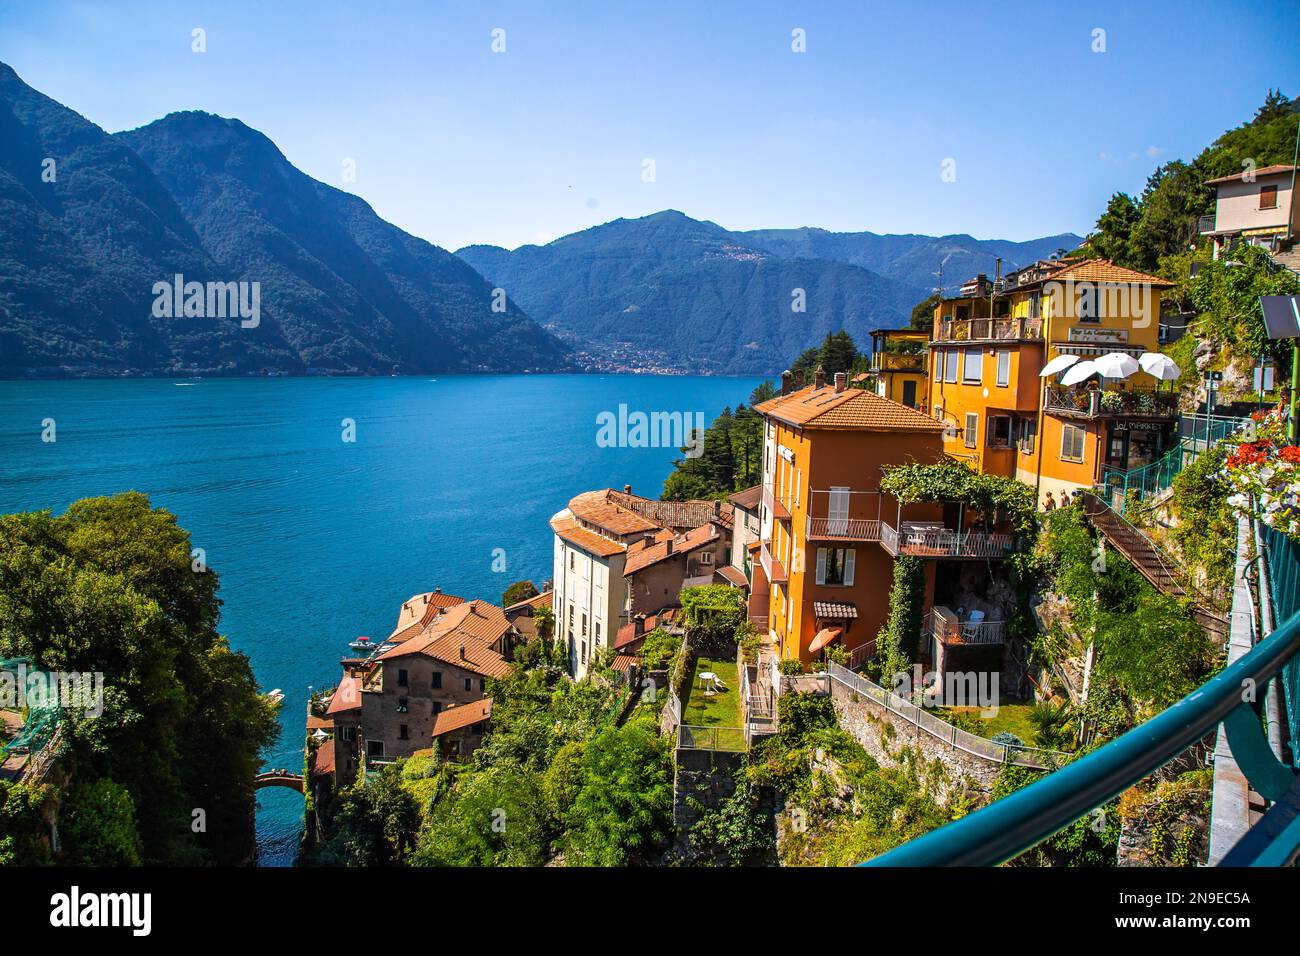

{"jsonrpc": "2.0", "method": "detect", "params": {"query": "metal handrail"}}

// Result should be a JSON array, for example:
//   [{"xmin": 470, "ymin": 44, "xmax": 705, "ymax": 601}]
[{"xmin": 865, "ymin": 609, "xmax": 1300, "ymax": 866}]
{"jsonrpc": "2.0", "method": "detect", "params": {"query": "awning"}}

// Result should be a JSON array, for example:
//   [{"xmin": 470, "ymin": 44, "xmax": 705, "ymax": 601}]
[
  {"xmin": 809, "ymin": 626, "xmax": 843, "ymax": 654},
  {"xmin": 813, "ymin": 601, "xmax": 859, "ymax": 619}
]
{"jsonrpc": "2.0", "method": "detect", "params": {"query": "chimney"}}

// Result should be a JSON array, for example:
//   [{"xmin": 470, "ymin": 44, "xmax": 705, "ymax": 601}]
[
  {"xmin": 433, "ymin": 586, "xmax": 441, "ymax": 594},
  {"xmin": 459, "ymin": 641, "xmax": 466, "ymax": 659},
  {"xmin": 780, "ymin": 369, "xmax": 794, "ymax": 395},
  {"xmin": 834, "ymin": 371, "xmax": 847, "ymax": 393},
  {"xmin": 624, "ymin": 484, "xmax": 632, "ymax": 494},
  {"xmin": 665, "ymin": 538, "xmax": 674, "ymax": 555},
  {"xmin": 814, "ymin": 366, "xmax": 826, "ymax": 390}
]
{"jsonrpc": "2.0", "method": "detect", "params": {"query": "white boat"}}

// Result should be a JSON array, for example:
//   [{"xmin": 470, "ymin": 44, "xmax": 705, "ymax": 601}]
[{"xmin": 348, "ymin": 635, "xmax": 373, "ymax": 652}]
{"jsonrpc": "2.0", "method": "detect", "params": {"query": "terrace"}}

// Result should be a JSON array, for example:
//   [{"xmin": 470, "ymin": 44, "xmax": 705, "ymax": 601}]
[
  {"xmin": 1044, "ymin": 384, "xmax": 1178, "ymax": 420},
  {"xmin": 678, "ymin": 655, "xmax": 746, "ymax": 752},
  {"xmin": 881, "ymin": 521, "xmax": 1017, "ymax": 560},
  {"xmin": 935, "ymin": 316, "xmax": 1043, "ymax": 344}
]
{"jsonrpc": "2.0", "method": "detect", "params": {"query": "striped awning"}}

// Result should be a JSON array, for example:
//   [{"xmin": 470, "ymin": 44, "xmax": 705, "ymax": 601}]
[{"xmin": 1054, "ymin": 344, "xmax": 1145, "ymax": 357}]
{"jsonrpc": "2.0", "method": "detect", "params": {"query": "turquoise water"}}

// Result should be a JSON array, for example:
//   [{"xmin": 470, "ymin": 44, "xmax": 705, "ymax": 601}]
[{"xmin": 0, "ymin": 374, "xmax": 761, "ymax": 865}]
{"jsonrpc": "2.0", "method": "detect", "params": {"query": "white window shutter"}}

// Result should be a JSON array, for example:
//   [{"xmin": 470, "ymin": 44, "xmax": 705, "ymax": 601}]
[
  {"xmin": 816, "ymin": 548, "xmax": 827, "ymax": 585},
  {"xmin": 844, "ymin": 549, "xmax": 856, "ymax": 586}
]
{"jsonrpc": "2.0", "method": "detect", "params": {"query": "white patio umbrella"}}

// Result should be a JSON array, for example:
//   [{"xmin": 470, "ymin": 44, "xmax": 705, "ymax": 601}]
[
  {"xmin": 1039, "ymin": 353, "xmax": 1080, "ymax": 377},
  {"xmin": 1059, "ymin": 359, "xmax": 1099, "ymax": 386},
  {"xmin": 1093, "ymin": 351, "xmax": 1140, "ymax": 379},
  {"xmin": 1138, "ymin": 351, "xmax": 1181, "ymax": 381}
]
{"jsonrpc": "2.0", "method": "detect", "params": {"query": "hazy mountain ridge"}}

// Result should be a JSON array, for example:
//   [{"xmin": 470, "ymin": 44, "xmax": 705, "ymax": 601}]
[{"xmin": 0, "ymin": 63, "xmax": 569, "ymax": 377}]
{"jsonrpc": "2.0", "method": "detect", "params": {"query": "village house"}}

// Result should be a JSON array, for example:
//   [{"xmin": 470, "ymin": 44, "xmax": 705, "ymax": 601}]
[
  {"xmin": 928, "ymin": 257, "xmax": 1177, "ymax": 506},
  {"xmin": 752, "ymin": 372, "xmax": 948, "ymax": 665},
  {"xmin": 1200, "ymin": 164, "xmax": 1299, "ymax": 261},
  {"xmin": 504, "ymin": 589, "xmax": 553, "ymax": 642},
  {"xmin": 550, "ymin": 486, "xmax": 731, "ymax": 678}
]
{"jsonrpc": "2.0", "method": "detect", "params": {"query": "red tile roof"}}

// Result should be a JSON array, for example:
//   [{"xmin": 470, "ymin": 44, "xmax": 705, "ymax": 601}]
[
  {"xmin": 378, "ymin": 600, "xmax": 514, "ymax": 678},
  {"xmin": 1205, "ymin": 164, "xmax": 1296, "ymax": 185},
  {"xmin": 1045, "ymin": 258, "xmax": 1174, "ymax": 288},
  {"xmin": 612, "ymin": 654, "xmax": 639, "ymax": 674},
  {"xmin": 430, "ymin": 698, "xmax": 492, "ymax": 737},
  {"xmin": 715, "ymin": 565, "xmax": 749, "ymax": 587},
  {"xmin": 388, "ymin": 589, "xmax": 467, "ymax": 642},
  {"xmin": 624, "ymin": 522, "xmax": 721, "ymax": 575},
  {"xmin": 325, "ymin": 675, "xmax": 362, "ymax": 715},
  {"xmin": 756, "ymin": 386, "xmax": 946, "ymax": 432},
  {"xmin": 549, "ymin": 514, "xmax": 626, "ymax": 558},
  {"xmin": 729, "ymin": 485, "xmax": 762, "ymax": 510},
  {"xmin": 311, "ymin": 741, "xmax": 336, "ymax": 775},
  {"xmin": 505, "ymin": 590, "xmax": 552, "ymax": 613}
]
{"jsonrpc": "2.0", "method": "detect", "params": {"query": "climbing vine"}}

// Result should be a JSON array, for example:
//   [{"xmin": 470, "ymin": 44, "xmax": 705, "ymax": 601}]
[{"xmin": 871, "ymin": 555, "xmax": 925, "ymax": 687}]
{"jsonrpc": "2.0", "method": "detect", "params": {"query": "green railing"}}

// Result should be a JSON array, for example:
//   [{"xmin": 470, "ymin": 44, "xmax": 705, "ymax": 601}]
[
  {"xmin": 864, "ymin": 606, "xmax": 1300, "ymax": 866},
  {"xmin": 1260, "ymin": 523, "xmax": 1300, "ymax": 763},
  {"xmin": 1095, "ymin": 417, "xmax": 1245, "ymax": 512}
]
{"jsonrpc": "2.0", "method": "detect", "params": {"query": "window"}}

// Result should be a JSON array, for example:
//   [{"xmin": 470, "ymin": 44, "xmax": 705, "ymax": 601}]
[
  {"xmin": 431, "ymin": 671, "xmax": 442, "ymax": 689},
  {"xmin": 397, "ymin": 668, "xmax": 408, "ymax": 687},
  {"xmin": 581, "ymin": 641, "xmax": 588, "ymax": 664},
  {"xmin": 399, "ymin": 724, "xmax": 408, "ymax": 741},
  {"xmin": 943, "ymin": 350, "xmax": 959, "ymax": 383},
  {"xmin": 479, "ymin": 678, "xmax": 486, "ymax": 693},
  {"xmin": 1261, "ymin": 184, "xmax": 1279, "ymax": 210},
  {"xmin": 397, "ymin": 697, "xmax": 408, "ymax": 713},
  {"xmin": 432, "ymin": 702, "xmax": 442, "ymax": 715},
  {"xmin": 340, "ymin": 725, "xmax": 356, "ymax": 742},
  {"xmin": 996, "ymin": 351, "xmax": 1010, "ymax": 387},
  {"xmin": 367, "ymin": 740, "xmax": 384, "ymax": 757},
  {"xmin": 464, "ymin": 677, "xmax": 472, "ymax": 692},
  {"xmin": 1076, "ymin": 284, "xmax": 1098, "ymax": 322},
  {"xmin": 581, "ymin": 612, "xmax": 587, "ymax": 637},
  {"xmin": 698, "ymin": 551, "xmax": 713, "ymax": 565},
  {"xmin": 1019, "ymin": 418, "xmax": 1036, "ymax": 455},
  {"xmin": 964, "ymin": 412, "xmax": 978, "ymax": 449},
  {"xmin": 828, "ymin": 487, "xmax": 850, "ymax": 535},
  {"xmin": 568, "ymin": 550, "xmax": 574, "ymax": 571},
  {"xmin": 1029, "ymin": 291, "xmax": 1041, "ymax": 319},
  {"xmin": 988, "ymin": 415, "xmax": 1012, "ymax": 448},
  {"xmin": 962, "ymin": 349, "xmax": 982, "ymax": 384},
  {"xmin": 595, "ymin": 621, "xmax": 602, "ymax": 646},
  {"xmin": 815, "ymin": 547, "xmax": 856, "ymax": 586},
  {"xmin": 1061, "ymin": 423, "xmax": 1086, "ymax": 463}
]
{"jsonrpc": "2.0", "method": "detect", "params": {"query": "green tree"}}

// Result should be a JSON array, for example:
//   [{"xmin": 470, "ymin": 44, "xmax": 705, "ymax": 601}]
[
  {"xmin": 1087, "ymin": 192, "xmax": 1141, "ymax": 266},
  {"xmin": 910, "ymin": 293, "xmax": 941, "ymax": 331},
  {"xmin": 562, "ymin": 715, "xmax": 673, "ymax": 865},
  {"xmin": 317, "ymin": 764, "xmax": 420, "ymax": 866},
  {"xmin": 413, "ymin": 765, "xmax": 548, "ymax": 866},
  {"xmin": 749, "ymin": 380, "xmax": 778, "ymax": 405},
  {"xmin": 817, "ymin": 331, "xmax": 858, "ymax": 376},
  {"xmin": 501, "ymin": 580, "xmax": 539, "ymax": 607},
  {"xmin": 0, "ymin": 493, "xmax": 280, "ymax": 865},
  {"xmin": 59, "ymin": 779, "xmax": 143, "ymax": 866},
  {"xmin": 1190, "ymin": 244, "xmax": 1300, "ymax": 364}
]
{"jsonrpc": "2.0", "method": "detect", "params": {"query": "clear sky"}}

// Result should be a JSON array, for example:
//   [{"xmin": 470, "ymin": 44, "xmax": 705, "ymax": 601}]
[{"xmin": 2, "ymin": 1, "xmax": 1297, "ymax": 252}]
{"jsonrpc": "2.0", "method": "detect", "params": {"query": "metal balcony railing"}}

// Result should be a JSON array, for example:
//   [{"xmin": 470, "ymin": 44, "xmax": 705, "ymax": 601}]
[
  {"xmin": 807, "ymin": 517, "xmax": 883, "ymax": 541},
  {"xmin": 928, "ymin": 609, "xmax": 1005, "ymax": 645},
  {"xmin": 865, "ymin": 606, "xmax": 1300, "ymax": 867},
  {"xmin": 881, "ymin": 522, "xmax": 1017, "ymax": 560},
  {"xmin": 1044, "ymin": 385, "xmax": 1179, "ymax": 420},
  {"xmin": 1198, "ymin": 214, "xmax": 1216, "ymax": 235}
]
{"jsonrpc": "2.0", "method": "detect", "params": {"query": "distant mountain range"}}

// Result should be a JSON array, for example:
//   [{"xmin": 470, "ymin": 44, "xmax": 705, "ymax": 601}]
[
  {"xmin": 0, "ymin": 61, "xmax": 1081, "ymax": 379},
  {"xmin": 0, "ymin": 62, "xmax": 568, "ymax": 377},
  {"xmin": 458, "ymin": 215, "xmax": 1081, "ymax": 375}
]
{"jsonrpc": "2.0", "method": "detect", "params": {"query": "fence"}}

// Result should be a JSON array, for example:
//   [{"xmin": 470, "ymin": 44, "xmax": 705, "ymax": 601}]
[
  {"xmin": 1095, "ymin": 418, "xmax": 1247, "ymax": 512},
  {"xmin": 677, "ymin": 724, "xmax": 748, "ymax": 752},
  {"xmin": 1259, "ymin": 522, "xmax": 1300, "ymax": 766},
  {"xmin": 881, "ymin": 522, "xmax": 1016, "ymax": 560},
  {"xmin": 825, "ymin": 663, "xmax": 1067, "ymax": 770}
]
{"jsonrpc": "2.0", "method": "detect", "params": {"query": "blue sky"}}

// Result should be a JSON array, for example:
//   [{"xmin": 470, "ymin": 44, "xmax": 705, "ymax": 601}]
[{"xmin": 2, "ymin": 1, "xmax": 1297, "ymax": 251}]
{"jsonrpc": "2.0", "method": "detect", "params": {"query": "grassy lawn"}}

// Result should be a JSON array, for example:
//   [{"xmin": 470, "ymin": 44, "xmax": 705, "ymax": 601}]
[
  {"xmin": 939, "ymin": 703, "xmax": 1039, "ymax": 745},
  {"xmin": 682, "ymin": 656, "xmax": 741, "ymax": 729}
]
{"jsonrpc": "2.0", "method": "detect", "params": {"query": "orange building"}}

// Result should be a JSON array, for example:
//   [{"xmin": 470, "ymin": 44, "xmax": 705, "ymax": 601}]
[
  {"xmin": 752, "ymin": 371, "xmax": 948, "ymax": 665},
  {"xmin": 927, "ymin": 259, "xmax": 1177, "ymax": 506}
]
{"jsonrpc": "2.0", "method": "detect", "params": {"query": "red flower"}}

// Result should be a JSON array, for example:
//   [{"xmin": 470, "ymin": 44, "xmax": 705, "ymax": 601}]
[{"xmin": 1281, "ymin": 446, "xmax": 1300, "ymax": 465}]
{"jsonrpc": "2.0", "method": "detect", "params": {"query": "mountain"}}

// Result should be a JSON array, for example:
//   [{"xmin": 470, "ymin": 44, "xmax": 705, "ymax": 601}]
[
  {"xmin": 457, "ymin": 211, "xmax": 926, "ymax": 375},
  {"xmin": 0, "ymin": 63, "xmax": 569, "ymax": 377},
  {"xmin": 736, "ymin": 228, "xmax": 1084, "ymax": 294}
]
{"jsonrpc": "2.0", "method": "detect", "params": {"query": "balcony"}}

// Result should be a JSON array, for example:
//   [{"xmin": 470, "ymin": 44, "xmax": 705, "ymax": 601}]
[
  {"xmin": 928, "ymin": 606, "xmax": 1005, "ymax": 645},
  {"xmin": 761, "ymin": 484, "xmax": 792, "ymax": 522},
  {"xmin": 881, "ymin": 521, "xmax": 1017, "ymax": 560},
  {"xmin": 869, "ymin": 352, "xmax": 925, "ymax": 374},
  {"xmin": 1044, "ymin": 385, "xmax": 1178, "ymax": 420},
  {"xmin": 935, "ymin": 317, "xmax": 1043, "ymax": 344},
  {"xmin": 807, "ymin": 517, "xmax": 883, "ymax": 541},
  {"xmin": 1198, "ymin": 214, "xmax": 1216, "ymax": 235}
]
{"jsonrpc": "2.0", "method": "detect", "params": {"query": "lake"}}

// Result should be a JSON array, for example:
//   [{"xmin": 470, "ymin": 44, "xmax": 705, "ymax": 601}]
[{"xmin": 0, "ymin": 373, "xmax": 763, "ymax": 865}]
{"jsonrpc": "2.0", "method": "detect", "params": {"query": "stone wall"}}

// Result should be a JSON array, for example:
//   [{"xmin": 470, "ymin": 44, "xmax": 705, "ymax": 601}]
[
  {"xmin": 672, "ymin": 748, "xmax": 744, "ymax": 834},
  {"xmin": 828, "ymin": 675, "xmax": 1002, "ymax": 802}
]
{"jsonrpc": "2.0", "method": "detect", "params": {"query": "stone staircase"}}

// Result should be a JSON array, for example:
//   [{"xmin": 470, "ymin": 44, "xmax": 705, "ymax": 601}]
[
  {"xmin": 1269, "ymin": 247, "xmax": 1300, "ymax": 277},
  {"xmin": 1079, "ymin": 491, "xmax": 1229, "ymax": 641}
]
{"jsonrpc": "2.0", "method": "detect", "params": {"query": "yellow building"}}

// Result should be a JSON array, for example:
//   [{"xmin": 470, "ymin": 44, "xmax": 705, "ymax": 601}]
[
  {"xmin": 868, "ymin": 328, "xmax": 929, "ymax": 410},
  {"xmin": 927, "ymin": 259, "xmax": 1176, "ymax": 507}
]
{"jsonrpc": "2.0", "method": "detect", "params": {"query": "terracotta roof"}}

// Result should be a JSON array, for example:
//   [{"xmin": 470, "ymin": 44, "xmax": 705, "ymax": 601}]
[
  {"xmin": 430, "ymin": 698, "xmax": 492, "ymax": 737},
  {"xmin": 624, "ymin": 522, "xmax": 721, "ymax": 575},
  {"xmin": 813, "ymin": 600, "xmax": 858, "ymax": 619},
  {"xmin": 306, "ymin": 714, "xmax": 333, "ymax": 732},
  {"xmin": 377, "ymin": 600, "xmax": 514, "ymax": 678},
  {"xmin": 1205, "ymin": 164, "xmax": 1296, "ymax": 186},
  {"xmin": 568, "ymin": 489, "xmax": 662, "ymax": 535},
  {"xmin": 325, "ymin": 675, "xmax": 362, "ymax": 715},
  {"xmin": 550, "ymin": 513, "xmax": 626, "ymax": 558},
  {"xmin": 505, "ymin": 589, "xmax": 553, "ymax": 614},
  {"xmin": 1042, "ymin": 258, "xmax": 1174, "ymax": 288},
  {"xmin": 311, "ymin": 741, "xmax": 336, "ymax": 775},
  {"xmin": 614, "ymin": 622, "xmax": 640, "ymax": 649},
  {"xmin": 612, "ymin": 654, "xmax": 639, "ymax": 674},
  {"xmin": 729, "ymin": 484, "xmax": 762, "ymax": 510},
  {"xmin": 756, "ymin": 385, "xmax": 946, "ymax": 432},
  {"xmin": 715, "ymin": 565, "xmax": 749, "ymax": 587},
  {"xmin": 388, "ymin": 589, "xmax": 467, "ymax": 642}
]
